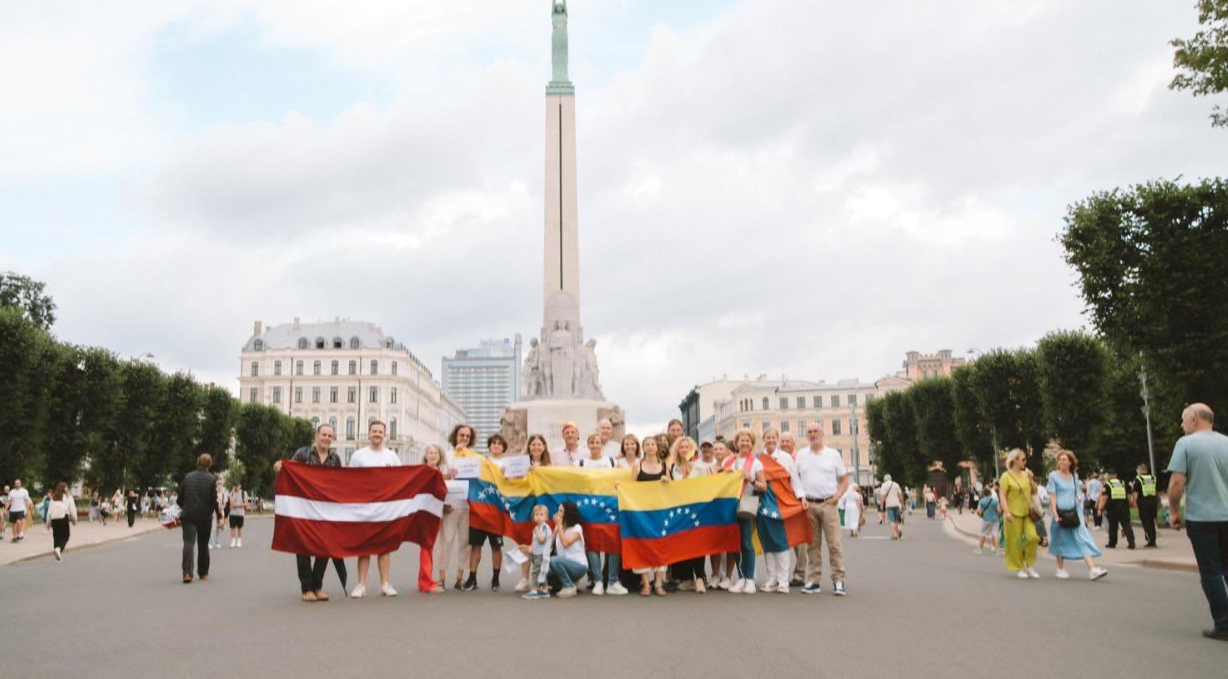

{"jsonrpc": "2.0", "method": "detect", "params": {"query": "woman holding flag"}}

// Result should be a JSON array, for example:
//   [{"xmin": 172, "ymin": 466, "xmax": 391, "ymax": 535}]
[
  {"xmin": 630, "ymin": 434, "xmax": 670, "ymax": 596},
  {"xmin": 756, "ymin": 428, "xmax": 801, "ymax": 593},
  {"xmin": 725, "ymin": 429, "xmax": 767, "ymax": 594},
  {"xmin": 668, "ymin": 436, "xmax": 710, "ymax": 593}
]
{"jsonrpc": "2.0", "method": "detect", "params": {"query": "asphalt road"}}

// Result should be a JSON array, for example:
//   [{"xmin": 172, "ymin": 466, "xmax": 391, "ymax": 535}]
[{"xmin": 1, "ymin": 514, "xmax": 1221, "ymax": 679}]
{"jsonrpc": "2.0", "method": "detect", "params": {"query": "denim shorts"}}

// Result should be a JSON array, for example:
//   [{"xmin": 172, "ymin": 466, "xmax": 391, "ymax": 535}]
[{"xmin": 887, "ymin": 507, "xmax": 901, "ymax": 523}]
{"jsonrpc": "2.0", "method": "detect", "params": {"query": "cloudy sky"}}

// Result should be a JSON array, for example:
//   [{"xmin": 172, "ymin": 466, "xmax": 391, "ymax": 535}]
[{"xmin": 2, "ymin": 0, "xmax": 1224, "ymax": 432}]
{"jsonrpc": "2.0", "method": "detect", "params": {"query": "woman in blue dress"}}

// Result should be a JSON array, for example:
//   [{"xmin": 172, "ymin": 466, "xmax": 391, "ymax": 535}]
[{"xmin": 1047, "ymin": 450, "xmax": 1108, "ymax": 581}]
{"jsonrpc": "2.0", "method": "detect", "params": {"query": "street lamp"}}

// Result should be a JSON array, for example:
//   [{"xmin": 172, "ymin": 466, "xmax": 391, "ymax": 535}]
[{"xmin": 1138, "ymin": 361, "xmax": 1157, "ymax": 475}]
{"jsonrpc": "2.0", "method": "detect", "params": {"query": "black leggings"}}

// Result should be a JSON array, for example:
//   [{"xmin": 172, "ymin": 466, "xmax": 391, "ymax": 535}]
[{"xmin": 51, "ymin": 518, "xmax": 71, "ymax": 551}]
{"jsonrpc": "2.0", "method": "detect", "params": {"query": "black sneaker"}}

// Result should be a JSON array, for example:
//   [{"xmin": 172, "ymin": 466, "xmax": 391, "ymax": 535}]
[
  {"xmin": 462, "ymin": 577, "xmax": 479, "ymax": 592},
  {"xmin": 801, "ymin": 583, "xmax": 821, "ymax": 595},
  {"xmin": 789, "ymin": 578, "xmax": 804, "ymax": 588},
  {"xmin": 833, "ymin": 581, "xmax": 847, "ymax": 596},
  {"xmin": 490, "ymin": 579, "xmax": 500, "ymax": 592},
  {"xmin": 1202, "ymin": 629, "xmax": 1228, "ymax": 642},
  {"xmin": 453, "ymin": 581, "xmax": 464, "ymax": 591}
]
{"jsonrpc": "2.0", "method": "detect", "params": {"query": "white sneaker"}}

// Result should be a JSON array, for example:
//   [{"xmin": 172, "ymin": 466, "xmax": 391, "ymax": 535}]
[
  {"xmin": 54, "ymin": 547, "xmax": 62, "ymax": 562},
  {"xmin": 743, "ymin": 580, "xmax": 756, "ymax": 595},
  {"xmin": 719, "ymin": 576, "xmax": 732, "ymax": 590},
  {"xmin": 1026, "ymin": 567, "xmax": 1040, "ymax": 579},
  {"xmin": 1055, "ymin": 569, "xmax": 1070, "ymax": 579},
  {"xmin": 592, "ymin": 582, "xmax": 604, "ymax": 596},
  {"xmin": 381, "ymin": 583, "xmax": 398, "ymax": 597},
  {"xmin": 761, "ymin": 580, "xmax": 778, "ymax": 593},
  {"xmin": 1090, "ymin": 567, "xmax": 1108, "ymax": 581},
  {"xmin": 208, "ymin": 543, "xmax": 214, "ymax": 550},
  {"xmin": 607, "ymin": 582, "xmax": 628, "ymax": 595},
  {"xmin": 1017, "ymin": 570, "xmax": 1029, "ymax": 580},
  {"xmin": 777, "ymin": 581, "xmax": 789, "ymax": 594},
  {"xmin": 514, "ymin": 578, "xmax": 529, "ymax": 593},
  {"xmin": 557, "ymin": 586, "xmax": 577, "ymax": 599},
  {"xmin": 237, "ymin": 538, "xmax": 242, "ymax": 548},
  {"xmin": 229, "ymin": 539, "xmax": 236, "ymax": 548},
  {"xmin": 729, "ymin": 578, "xmax": 746, "ymax": 593},
  {"xmin": 350, "ymin": 584, "xmax": 367, "ymax": 598}
]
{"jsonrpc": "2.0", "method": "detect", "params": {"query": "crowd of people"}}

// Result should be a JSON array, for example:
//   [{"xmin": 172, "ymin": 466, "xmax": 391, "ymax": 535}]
[{"xmin": 267, "ymin": 417, "xmax": 856, "ymax": 602}]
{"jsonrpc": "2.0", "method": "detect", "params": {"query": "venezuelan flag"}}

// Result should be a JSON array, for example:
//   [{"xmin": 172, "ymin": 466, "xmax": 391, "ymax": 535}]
[
  {"xmin": 532, "ymin": 466, "xmax": 630, "ymax": 554},
  {"xmin": 755, "ymin": 455, "xmax": 811, "ymax": 552},
  {"xmin": 617, "ymin": 473, "xmax": 741, "ymax": 570},
  {"xmin": 468, "ymin": 458, "xmax": 535, "ymax": 544}
]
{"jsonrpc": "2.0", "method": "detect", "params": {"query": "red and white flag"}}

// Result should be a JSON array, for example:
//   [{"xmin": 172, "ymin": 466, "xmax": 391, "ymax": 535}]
[{"xmin": 272, "ymin": 461, "xmax": 446, "ymax": 558}]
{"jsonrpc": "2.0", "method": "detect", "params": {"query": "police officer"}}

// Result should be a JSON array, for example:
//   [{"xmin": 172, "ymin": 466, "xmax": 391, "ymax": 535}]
[
  {"xmin": 1097, "ymin": 469, "xmax": 1136, "ymax": 549},
  {"xmin": 1131, "ymin": 463, "xmax": 1159, "ymax": 548}
]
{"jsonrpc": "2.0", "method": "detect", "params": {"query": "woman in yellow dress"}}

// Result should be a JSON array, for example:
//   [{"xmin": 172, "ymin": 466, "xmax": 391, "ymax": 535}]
[{"xmin": 998, "ymin": 448, "xmax": 1040, "ymax": 579}]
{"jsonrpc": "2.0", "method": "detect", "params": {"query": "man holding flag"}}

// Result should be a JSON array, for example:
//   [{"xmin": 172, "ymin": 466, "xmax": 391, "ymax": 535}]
[
  {"xmin": 796, "ymin": 423, "xmax": 849, "ymax": 596},
  {"xmin": 273, "ymin": 423, "xmax": 343, "ymax": 602},
  {"xmin": 348, "ymin": 421, "xmax": 402, "ymax": 598}
]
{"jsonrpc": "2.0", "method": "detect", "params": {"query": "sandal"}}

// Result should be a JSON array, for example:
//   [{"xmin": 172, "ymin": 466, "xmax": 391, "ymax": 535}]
[
  {"xmin": 654, "ymin": 584, "xmax": 668, "ymax": 597},
  {"xmin": 695, "ymin": 579, "xmax": 706, "ymax": 594},
  {"xmin": 640, "ymin": 584, "xmax": 652, "ymax": 597}
]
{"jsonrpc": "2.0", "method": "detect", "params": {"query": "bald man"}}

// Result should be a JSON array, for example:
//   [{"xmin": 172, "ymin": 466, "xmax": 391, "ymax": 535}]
[
  {"xmin": 1168, "ymin": 403, "xmax": 1228, "ymax": 641},
  {"xmin": 598, "ymin": 418, "xmax": 619, "ymax": 459}
]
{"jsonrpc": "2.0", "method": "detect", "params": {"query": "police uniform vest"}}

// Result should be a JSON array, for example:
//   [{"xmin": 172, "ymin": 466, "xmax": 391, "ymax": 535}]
[
  {"xmin": 1137, "ymin": 474, "xmax": 1156, "ymax": 497},
  {"xmin": 1107, "ymin": 478, "xmax": 1127, "ymax": 501}
]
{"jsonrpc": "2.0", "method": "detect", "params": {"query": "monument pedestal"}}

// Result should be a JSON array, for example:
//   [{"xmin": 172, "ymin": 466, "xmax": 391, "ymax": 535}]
[{"xmin": 501, "ymin": 399, "xmax": 624, "ymax": 454}]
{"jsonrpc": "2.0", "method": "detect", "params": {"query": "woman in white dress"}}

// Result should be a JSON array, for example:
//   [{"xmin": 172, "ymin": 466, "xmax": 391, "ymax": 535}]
[{"xmin": 841, "ymin": 484, "xmax": 863, "ymax": 538}]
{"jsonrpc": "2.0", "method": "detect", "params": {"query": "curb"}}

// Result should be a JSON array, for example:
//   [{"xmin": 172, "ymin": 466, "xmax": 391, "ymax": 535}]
[{"xmin": 943, "ymin": 516, "xmax": 1197, "ymax": 573}]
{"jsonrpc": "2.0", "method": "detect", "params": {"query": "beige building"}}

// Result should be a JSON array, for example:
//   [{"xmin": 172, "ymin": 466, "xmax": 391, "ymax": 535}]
[
  {"xmin": 904, "ymin": 349, "xmax": 967, "ymax": 381},
  {"xmin": 238, "ymin": 318, "xmax": 466, "ymax": 465},
  {"xmin": 705, "ymin": 374, "xmax": 912, "ymax": 486}
]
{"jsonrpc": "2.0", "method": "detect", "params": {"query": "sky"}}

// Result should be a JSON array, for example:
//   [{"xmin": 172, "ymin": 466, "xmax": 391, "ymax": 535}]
[{"xmin": 2, "ymin": 0, "xmax": 1225, "ymax": 433}]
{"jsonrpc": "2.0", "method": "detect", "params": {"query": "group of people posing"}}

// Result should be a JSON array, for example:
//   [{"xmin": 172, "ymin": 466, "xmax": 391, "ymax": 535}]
[{"xmin": 273, "ymin": 417, "xmax": 855, "ymax": 602}]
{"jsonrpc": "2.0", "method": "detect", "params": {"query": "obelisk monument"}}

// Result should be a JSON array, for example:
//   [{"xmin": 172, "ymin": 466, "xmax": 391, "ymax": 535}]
[{"xmin": 501, "ymin": 0, "xmax": 624, "ymax": 453}]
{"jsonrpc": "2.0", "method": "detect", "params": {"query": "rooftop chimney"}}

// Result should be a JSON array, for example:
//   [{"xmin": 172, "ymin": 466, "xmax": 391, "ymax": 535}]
[{"xmin": 253, "ymin": 321, "xmax": 262, "ymax": 336}]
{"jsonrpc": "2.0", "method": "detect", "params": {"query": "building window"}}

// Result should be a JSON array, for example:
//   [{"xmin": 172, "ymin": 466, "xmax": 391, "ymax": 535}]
[
  {"xmin": 298, "ymin": 338, "xmax": 309, "ymax": 350},
  {"xmin": 296, "ymin": 360, "xmax": 304, "ymax": 376},
  {"xmin": 347, "ymin": 387, "xmax": 356, "ymax": 404},
  {"xmin": 348, "ymin": 360, "xmax": 357, "ymax": 375},
  {"xmin": 832, "ymin": 395, "xmax": 841, "ymax": 408},
  {"xmin": 330, "ymin": 387, "xmax": 338, "ymax": 403},
  {"xmin": 781, "ymin": 421, "xmax": 790, "ymax": 433},
  {"xmin": 253, "ymin": 339, "xmax": 263, "ymax": 351},
  {"xmin": 762, "ymin": 397, "xmax": 769, "ymax": 410},
  {"xmin": 780, "ymin": 398, "xmax": 788, "ymax": 410},
  {"xmin": 849, "ymin": 394, "xmax": 857, "ymax": 407},
  {"xmin": 249, "ymin": 388, "xmax": 257, "ymax": 403},
  {"xmin": 313, "ymin": 360, "xmax": 321, "ymax": 375},
  {"xmin": 272, "ymin": 387, "xmax": 282, "ymax": 404},
  {"xmin": 328, "ymin": 416, "xmax": 337, "ymax": 431},
  {"xmin": 741, "ymin": 420, "xmax": 750, "ymax": 429},
  {"xmin": 331, "ymin": 360, "xmax": 339, "ymax": 375},
  {"xmin": 350, "ymin": 337, "xmax": 360, "ymax": 349},
  {"xmin": 391, "ymin": 361, "xmax": 398, "ymax": 376},
  {"xmin": 390, "ymin": 388, "xmax": 397, "ymax": 404},
  {"xmin": 797, "ymin": 420, "xmax": 806, "ymax": 433},
  {"xmin": 315, "ymin": 337, "xmax": 325, "ymax": 349},
  {"xmin": 332, "ymin": 338, "xmax": 342, "ymax": 349},
  {"xmin": 273, "ymin": 360, "xmax": 281, "ymax": 376},
  {"xmin": 813, "ymin": 396, "xmax": 822, "ymax": 408},
  {"xmin": 311, "ymin": 416, "xmax": 319, "ymax": 427},
  {"xmin": 761, "ymin": 420, "xmax": 771, "ymax": 431},
  {"xmin": 294, "ymin": 387, "xmax": 302, "ymax": 404},
  {"xmin": 346, "ymin": 417, "xmax": 355, "ymax": 441},
  {"xmin": 250, "ymin": 362, "xmax": 259, "ymax": 377},
  {"xmin": 389, "ymin": 418, "xmax": 398, "ymax": 439},
  {"xmin": 312, "ymin": 387, "xmax": 321, "ymax": 404},
  {"xmin": 796, "ymin": 397, "xmax": 804, "ymax": 409},
  {"xmin": 369, "ymin": 386, "xmax": 378, "ymax": 403},
  {"xmin": 370, "ymin": 360, "xmax": 379, "ymax": 375},
  {"xmin": 832, "ymin": 420, "xmax": 842, "ymax": 435}
]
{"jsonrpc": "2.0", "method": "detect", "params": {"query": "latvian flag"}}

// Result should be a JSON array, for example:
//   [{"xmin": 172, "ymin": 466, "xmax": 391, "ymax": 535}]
[{"xmin": 272, "ymin": 461, "xmax": 447, "ymax": 558}]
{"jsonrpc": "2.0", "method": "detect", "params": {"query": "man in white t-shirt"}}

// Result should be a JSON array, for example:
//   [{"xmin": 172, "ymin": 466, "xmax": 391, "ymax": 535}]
[
  {"xmin": 880, "ymin": 474, "xmax": 905, "ymax": 539},
  {"xmin": 6, "ymin": 479, "xmax": 34, "ymax": 542},
  {"xmin": 598, "ymin": 418, "xmax": 620, "ymax": 459},
  {"xmin": 795, "ymin": 424, "xmax": 849, "ymax": 596},
  {"xmin": 349, "ymin": 421, "xmax": 401, "ymax": 598},
  {"xmin": 554, "ymin": 422, "xmax": 583, "ymax": 467}
]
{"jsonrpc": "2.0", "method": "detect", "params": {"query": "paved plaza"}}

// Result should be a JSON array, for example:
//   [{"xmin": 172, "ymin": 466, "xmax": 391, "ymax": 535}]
[{"xmin": 1, "ymin": 514, "xmax": 1221, "ymax": 679}]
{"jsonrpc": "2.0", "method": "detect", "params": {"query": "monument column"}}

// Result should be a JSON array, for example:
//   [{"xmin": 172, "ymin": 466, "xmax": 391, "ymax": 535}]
[{"xmin": 544, "ymin": 0, "xmax": 580, "ymax": 325}]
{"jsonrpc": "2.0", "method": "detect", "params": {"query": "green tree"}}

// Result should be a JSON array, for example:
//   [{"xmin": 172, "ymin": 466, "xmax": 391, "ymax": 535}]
[
  {"xmin": 196, "ymin": 386, "xmax": 237, "ymax": 475},
  {"xmin": 233, "ymin": 403, "xmax": 311, "ymax": 497},
  {"xmin": 0, "ymin": 308, "xmax": 55, "ymax": 484},
  {"xmin": 874, "ymin": 390, "xmax": 923, "ymax": 486},
  {"xmin": 1035, "ymin": 330, "xmax": 1109, "ymax": 460},
  {"xmin": 156, "ymin": 373, "xmax": 204, "ymax": 484},
  {"xmin": 0, "ymin": 272, "xmax": 56, "ymax": 330},
  {"xmin": 1061, "ymin": 179, "xmax": 1228, "ymax": 437},
  {"xmin": 1098, "ymin": 353, "xmax": 1157, "ymax": 475},
  {"xmin": 910, "ymin": 378, "xmax": 964, "ymax": 478},
  {"xmin": 970, "ymin": 348, "xmax": 1047, "ymax": 474},
  {"xmin": 951, "ymin": 365, "xmax": 995, "ymax": 475},
  {"xmin": 113, "ymin": 360, "xmax": 168, "ymax": 491},
  {"xmin": 1171, "ymin": 0, "xmax": 1228, "ymax": 128}
]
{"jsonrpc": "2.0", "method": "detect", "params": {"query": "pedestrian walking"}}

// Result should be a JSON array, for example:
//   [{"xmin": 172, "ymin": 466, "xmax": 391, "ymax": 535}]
[
  {"xmin": 1085, "ymin": 471, "xmax": 1104, "ymax": 529},
  {"xmin": 228, "ymin": 483, "xmax": 247, "ymax": 548},
  {"xmin": 125, "ymin": 490, "xmax": 139, "ymax": 528},
  {"xmin": 210, "ymin": 479, "xmax": 225, "ymax": 550},
  {"xmin": 1132, "ymin": 463, "xmax": 1160, "ymax": 548},
  {"xmin": 1047, "ymin": 450, "xmax": 1107, "ymax": 581},
  {"xmin": 46, "ymin": 482, "xmax": 76, "ymax": 562},
  {"xmin": 348, "ymin": 420, "xmax": 401, "ymax": 598},
  {"xmin": 925, "ymin": 486, "xmax": 936, "ymax": 519},
  {"xmin": 796, "ymin": 423, "xmax": 849, "ymax": 596},
  {"xmin": 1166, "ymin": 403, "xmax": 1228, "ymax": 642},
  {"xmin": 999, "ymin": 449, "xmax": 1040, "ymax": 580},
  {"xmin": 975, "ymin": 482, "xmax": 1001, "ymax": 555},
  {"xmin": 881, "ymin": 474, "xmax": 905, "ymax": 540},
  {"xmin": 273, "ymin": 423, "xmax": 345, "ymax": 602},
  {"xmin": 178, "ymin": 454, "xmax": 220, "ymax": 583},
  {"xmin": 841, "ymin": 484, "xmax": 863, "ymax": 538},
  {"xmin": 6, "ymin": 479, "xmax": 33, "ymax": 542},
  {"xmin": 1098, "ymin": 470, "xmax": 1136, "ymax": 549}
]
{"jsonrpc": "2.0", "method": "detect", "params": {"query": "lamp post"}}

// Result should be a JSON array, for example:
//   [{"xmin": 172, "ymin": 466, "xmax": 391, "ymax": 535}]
[{"xmin": 1138, "ymin": 364, "xmax": 1157, "ymax": 476}]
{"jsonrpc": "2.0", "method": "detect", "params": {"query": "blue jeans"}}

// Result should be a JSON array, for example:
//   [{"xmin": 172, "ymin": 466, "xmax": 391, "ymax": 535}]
[
  {"xmin": 586, "ymin": 551, "xmax": 621, "ymax": 587},
  {"xmin": 1187, "ymin": 521, "xmax": 1228, "ymax": 633},
  {"xmin": 736, "ymin": 517, "xmax": 755, "ymax": 580},
  {"xmin": 549, "ymin": 557, "xmax": 588, "ymax": 588}
]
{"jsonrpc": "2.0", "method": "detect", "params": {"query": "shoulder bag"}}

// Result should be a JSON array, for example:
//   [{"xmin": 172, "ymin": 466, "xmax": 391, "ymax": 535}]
[
  {"xmin": 1008, "ymin": 472, "xmax": 1042, "ymax": 522},
  {"xmin": 1056, "ymin": 473, "xmax": 1081, "ymax": 529},
  {"xmin": 736, "ymin": 454, "xmax": 760, "ymax": 520}
]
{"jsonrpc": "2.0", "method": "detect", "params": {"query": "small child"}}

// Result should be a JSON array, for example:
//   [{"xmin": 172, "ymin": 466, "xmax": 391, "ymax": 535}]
[{"xmin": 521, "ymin": 505, "xmax": 552, "ymax": 600}]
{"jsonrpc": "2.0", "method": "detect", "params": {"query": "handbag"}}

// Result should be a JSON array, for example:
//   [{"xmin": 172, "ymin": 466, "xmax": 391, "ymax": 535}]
[
  {"xmin": 1008, "ymin": 472, "xmax": 1042, "ymax": 521},
  {"xmin": 735, "ymin": 454, "xmax": 760, "ymax": 520},
  {"xmin": 1056, "ymin": 473, "xmax": 1081, "ymax": 528}
]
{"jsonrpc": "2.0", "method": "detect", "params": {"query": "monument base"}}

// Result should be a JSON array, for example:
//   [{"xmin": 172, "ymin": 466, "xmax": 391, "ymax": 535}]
[{"xmin": 500, "ymin": 400, "xmax": 625, "ymax": 454}]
